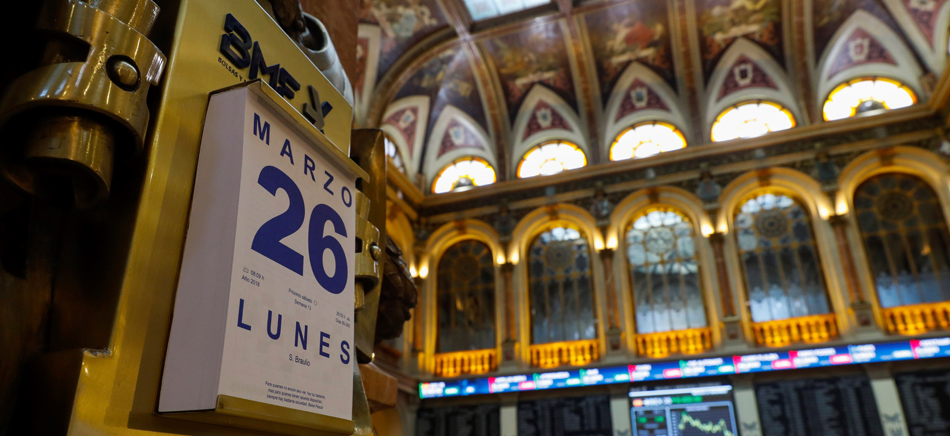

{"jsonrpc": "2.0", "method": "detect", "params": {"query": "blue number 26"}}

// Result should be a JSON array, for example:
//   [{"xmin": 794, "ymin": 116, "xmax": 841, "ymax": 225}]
[{"xmin": 251, "ymin": 165, "xmax": 348, "ymax": 294}]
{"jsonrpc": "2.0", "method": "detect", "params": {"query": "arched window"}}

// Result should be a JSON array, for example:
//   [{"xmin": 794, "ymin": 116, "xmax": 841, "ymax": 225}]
[
  {"xmin": 432, "ymin": 157, "xmax": 496, "ymax": 194},
  {"xmin": 854, "ymin": 174, "xmax": 950, "ymax": 308},
  {"xmin": 625, "ymin": 208, "xmax": 707, "ymax": 334},
  {"xmin": 735, "ymin": 193, "xmax": 831, "ymax": 322},
  {"xmin": 517, "ymin": 141, "xmax": 587, "ymax": 179},
  {"xmin": 823, "ymin": 77, "xmax": 916, "ymax": 121},
  {"xmin": 711, "ymin": 101, "xmax": 796, "ymax": 142},
  {"xmin": 528, "ymin": 226, "xmax": 596, "ymax": 344},
  {"xmin": 436, "ymin": 240, "xmax": 496, "ymax": 352},
  {"xmin": 384, "ymin": 135, "xmax": 406, "ymax": 174},
  {"xmin": 610, "ymin": 122, "xmax": 687, "ymax": 161}
]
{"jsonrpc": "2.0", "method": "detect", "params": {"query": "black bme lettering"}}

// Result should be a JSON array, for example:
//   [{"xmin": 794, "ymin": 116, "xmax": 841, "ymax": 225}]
[{"xmin": 219, "ymin": 13, "xmax": 330, "ymax": 127}]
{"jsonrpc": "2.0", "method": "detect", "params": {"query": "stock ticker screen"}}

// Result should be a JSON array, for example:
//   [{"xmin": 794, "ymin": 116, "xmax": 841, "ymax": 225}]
[{"xmin": 630, "ymin": 383, "xmax": 738, "ymax": 436}]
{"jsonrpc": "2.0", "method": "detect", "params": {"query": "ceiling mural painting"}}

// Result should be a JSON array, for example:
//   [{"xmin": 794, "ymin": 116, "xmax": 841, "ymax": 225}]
[
  {"xmin": 359, "ymin": 0, "xmax": 450, "ymax": 80},
  {"xmin": 437, "ymin": 119, "xmax": 487, "ymax": 157},
  {"xmin": 582, "ymin": 1, "xmax": 675, "ymax": 101},
  {"xmin": 717, "ymin": 55, "xmax": 778, "ymax": 100},
  {"xmin": 813, "ymin": 0, "xmax": 902, "ymax": 59},
  {"xmin": 523, "ymin": 100, "xmax": 574, "ymax": 141},
  {"xmin": 394, "ymin": 45, "xmax": 489, "ymax": 137},
  {"xmin": 383, "ymin": 106, "xmax": 421, "ymax": 157},
  {"xmin": 615, "ymin": 79, "xmax": 671, "ymax": 122},
  {"xmin": 480, "ymin": 20, "xmax": 578, "ymax": 123},
  {"xmin": 825, "ymin": 27, "xmax": 897, "ymax": 78},
  {"xmin": 697, "ymin": 0, "xmax": 783, "ymax": 82},
  {"xmin": 899, "ymin": 0, "xmax": 949, "ymax": 47},
  {"xmin": 354, "ymin": 0, "xmax": 944, "ymax": 194}
]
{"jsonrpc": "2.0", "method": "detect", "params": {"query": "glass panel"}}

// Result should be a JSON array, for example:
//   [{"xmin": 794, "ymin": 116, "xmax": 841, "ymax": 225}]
[
  {"xmin": 432, "ymin": 157, "xmax": 497, "ymax": 194},
  {"xmin": 436, "ymin": 240, "xmax": 497, "ymax": 353},
  {"xmin": 528, "ymin": 225, "xmax": 597, "ymax": 344},
  {"xmin": 625, "ymin": 208, "xmax": 708, "ymax": 334},
  {"xmin": 711, "ymin": 101, "xmax": 796, "ymax": 142},
  {"xmin": 517, "ymin": 141, "xmax": 587, "ymax": 179},
  {"xmin": 609, "ymin": 122, "xmax": 688, "ymax": 161},
  {"xmin": 734, "ymin": 193, "xmax": 831, "ymax": 322},
  {"xmin": 822, "ymin": 77, "xmax": 917, "ymax": 121},
  {"xmin": 383, "ymin": 135, "xmax": 406, "ymax": 174},
  {"xmin": 463, "ymin": 0, "xmax": 552, "ymax": 21},
  {"xmin": 856, "ymin": 173, "xmax": 950, "ymax": 308}
]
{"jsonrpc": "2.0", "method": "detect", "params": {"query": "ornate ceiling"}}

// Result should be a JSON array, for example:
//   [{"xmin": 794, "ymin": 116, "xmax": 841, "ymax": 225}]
[{"xmin": 354, "ymin": 0, "xmax": 950, "ymax": 191}]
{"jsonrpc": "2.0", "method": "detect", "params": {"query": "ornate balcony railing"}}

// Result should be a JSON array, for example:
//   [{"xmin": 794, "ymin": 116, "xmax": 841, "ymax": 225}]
[
  {"xmin": 433, "ymin": 349, "xmax": 497, "ymax": 378},
  {"xmin": 751, "ymin": 314, "xmax": 838, "ymax": 347},
  {"xmin": 882, "ymin": 302, "xmax": 950, "ymax": 335},
  {"xmin": 636, "ymin": 327, "xmax": 713, "ymax": 358},
  {"xmin": 529, "ymin": 339, "xmax": 599, "ymax": 368}
]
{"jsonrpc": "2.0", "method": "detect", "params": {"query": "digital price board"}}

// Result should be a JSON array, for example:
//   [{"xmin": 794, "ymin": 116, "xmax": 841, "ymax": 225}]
[
  {"xmin": 419, "ymin": 336, "xmax": 950, "ymax": 399},
  {"xmin": 630, "ymin": 384, "xmax": 738, "ymax": 436}
]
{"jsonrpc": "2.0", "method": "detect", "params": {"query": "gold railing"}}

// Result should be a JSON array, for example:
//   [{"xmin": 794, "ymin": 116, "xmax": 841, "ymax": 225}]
[
  {"xmin": 529, "ymin": 339, "xmax": 599, "ymax": 368},
  {"xmin": 636, "ymin": 327, "xmax": 713, "ymax": 358},
  {"xmin": 883, "ymin": 302, "xmax": 950, "ymax": 335},
  {"xmin": 433, "ymin": 349, "xmax": 497, "ymax": 378},
  {"xmin": 751, "ymin": 314, "xmax": 838, "ymax": 347}
]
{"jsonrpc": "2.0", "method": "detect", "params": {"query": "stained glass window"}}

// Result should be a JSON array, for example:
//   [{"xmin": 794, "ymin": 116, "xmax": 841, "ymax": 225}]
[
  {"xmin": 384, "ymin": 135, "xmax": 406, "ymax": 174},
  {"xmin": 854, "ymin": 174, "xmax": 950, "ymax": 308},
  {"xmin": 528, "ymin": 226, "xmax": 597, "ymax": 343},
  {"xmin": 823, "ymin": 78, "xmax": 916, "ymax": 121},
  {"xmin": 610, "ymin": 122, "xmax": 688, "ymax": 161},
  {"xmin": 432, "ymin": 157, "xmax": 496, "ymax": 194},
  {"xmin": 517, "ymin": 141, "xmax": 587, "ymax": 179},
  {"xmin": 436, "ymin": 240, "xmax": 497, "ymax": 352},
  {"xmin": 734, "ymin": 193, "xmax": 831, "ymax": 322},
  {"xmin": 711, "ymin": 101, "xmax": 796, "ymax": 142},
  {"xmin": 625, "ymin": 208, "xmax": 707, "ymax": 334}
]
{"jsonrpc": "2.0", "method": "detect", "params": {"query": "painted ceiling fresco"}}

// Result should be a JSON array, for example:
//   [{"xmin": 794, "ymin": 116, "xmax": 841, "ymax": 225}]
[
  {"xmin": 812, "ymin": 0, "xmax": 901, "ymax": 59},
  {"xmin": 480, "ymin": 21, "xmax": 577, "ymax": 122},
  {"xmin": 354, "ymin": 0, "xmax": 945, "ymax": 187},
  {"xmin": 359, "ymin": 0, "xmax": 449, "ymax": 80},
  {"xmin": 583, "ymin": 1, "xmax": 675, "ymax": 100},
  {"xmin": 395, "ymin": 46, "xmax": 488, "ymax": 133},
  {"xmin": 696, "ymin": 0, "xmax": 783, "ymax": 81}
]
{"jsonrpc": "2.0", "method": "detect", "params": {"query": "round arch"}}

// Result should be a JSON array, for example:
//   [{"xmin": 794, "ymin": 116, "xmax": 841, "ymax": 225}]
[
  {"xmin": 835, "ymin": 146, "xmax": 950, "ymax": 326},
  {"xmin": 608, "ymin": 187, "xmax": 721, "ymax": 352},
  {"xmin": 508, "ymin": 204, "xmax": 607, "ymax": 363},
  {"xmin": 717, "ymin": 168, "xmax": 852, "ymax": 340},
  {"xmin": 418, "ymin": 219, "xmax": 504, "ymax": 375}
]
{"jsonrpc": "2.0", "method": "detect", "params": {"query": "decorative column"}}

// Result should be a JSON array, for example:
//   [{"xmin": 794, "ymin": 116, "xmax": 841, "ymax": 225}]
[
  {"xmin": 600, "ymin": 248, "xmax": 624, "ymax": 353},
  {"xmin": 410, "ymin": 276, "xmax": 424, "ymax": 375},
  {"xmin": 500, "ymin": 262, "xmax": 518, "ymax": 367},
  {"xmin": 830, "ymin": 214, "xmax": 875, "ymax": 329},
  {"xmin": 708, "ymin": 232, "xmax": 743, "ymax": 343}
]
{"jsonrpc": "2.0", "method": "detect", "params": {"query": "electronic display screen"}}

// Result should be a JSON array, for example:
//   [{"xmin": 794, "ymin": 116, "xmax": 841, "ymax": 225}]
[
  {"xmin": 630, "ymin": 383, "xmax": 738, "ymax": 436},
  {"xmin": 419, "ymin": 336, "xmax": 950, "ymax": 399}
]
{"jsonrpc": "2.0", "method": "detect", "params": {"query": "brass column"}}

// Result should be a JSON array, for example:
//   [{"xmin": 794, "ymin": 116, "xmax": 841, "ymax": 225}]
[
  {"xmin": 830, "ymin": 214, "xmax": 864, "ymax": 304},
  {"xmin": 708, "ymin": 233, "xmax": 736, "ymax": 318},
  {"xmin": 501, "ymin": 262, "xmax": 516, "ymax": 342},
  {"xmin": 599, "ymin": 249, "xmax": 619, "ymax": 330}
]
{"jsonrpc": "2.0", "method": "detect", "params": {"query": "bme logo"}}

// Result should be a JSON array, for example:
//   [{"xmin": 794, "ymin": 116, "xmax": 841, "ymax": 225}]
[{"xmin": 219, "ymin": 14, "xmax": 333, "ymax": 131}]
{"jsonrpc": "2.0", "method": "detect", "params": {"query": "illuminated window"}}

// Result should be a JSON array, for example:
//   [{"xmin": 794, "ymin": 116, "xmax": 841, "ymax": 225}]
[
  {"xmin": 436, "ymin": 240, "xmax": 496, "ymax": 352},
  {"xmin": 734, "ymin": 193, "xmax": 831, "ymax": 322},
  {"xmin": 625, "ymin": 208, "xmax": 707, "ymax": 333},
  {"xmin": 384, "ymin": 135, "xmax": 406, "ymax": 174},
  {"xmin": 432, "ymin": 157, "xmax": 496, "ymax": 194},
  {"xmin": 610, "ymin": 122, "xmax": 687, "ymax": 161},
  {"xmin": 528, "ymin": 225, "xmax": 596, "ymax": 343},
  {"xmin": 854, "ymin": 174, "xmax": 950, "ymax": 308},
  {"xmin": 822, "ymin": 77, "xmax": 917, "ymax": 121},
  {"xmin": 517, "ymin": 141, "xmax": 587, "ymax": 179},
  {"xmin": 710, "ymin": 101, "xmax": 796, "ymax": 142},
  {"xmin": 463, "ymin": 0, "xmax": 550, "ymax": 21}
]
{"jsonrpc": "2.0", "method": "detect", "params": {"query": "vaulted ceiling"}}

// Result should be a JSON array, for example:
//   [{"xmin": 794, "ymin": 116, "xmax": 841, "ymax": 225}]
[{"xmin": 354, "ymin": 0, "xmax": 950, "ymax": 191}]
